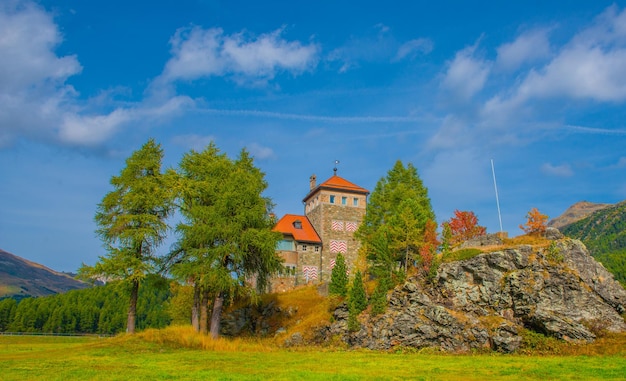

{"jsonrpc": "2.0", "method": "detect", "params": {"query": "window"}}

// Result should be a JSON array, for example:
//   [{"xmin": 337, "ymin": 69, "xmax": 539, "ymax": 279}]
[
  {"xmin": 302, "ymin": 244, "xmax": 307, "ymax": 251},
  {"xmin": 353, "ymin": 197, "xmax": 359, "ymax": 206},
  {"xmin": 276, "ymin": 240, "xmax": 295, "ymax": 251},
  {"xmin": 293, "ymin": 220, "xmax": 302, "ymax": 229},
  {"xmin": 341, "ymin": 196, "xmax": 347, "ymax": 205},
  {"xmin": 329, "ymin": 195, "xmax": 335, "ymax": 204},
  {"xmin": 314, "ymin": 246, "xmax": 320, "ymax": 252}
]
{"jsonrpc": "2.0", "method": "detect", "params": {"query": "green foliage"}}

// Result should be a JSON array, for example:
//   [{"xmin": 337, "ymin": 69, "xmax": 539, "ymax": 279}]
[
  {"xmin": 0, "ymin": 298, "xmax": 17, "ymax": 331},
  {"xmin": 518, "ymin": 329, "xmax": 564, "ymax": 354},
  {"xmin": 169, "ymin": 144, "xmax": 282, "ymax": 336},
  {"xmin": 3, "ymin": 334, "xmax": 626, "ymax": 380},
  {"xmin": 1, "ymin": 276, "xmax": 171, "ymax": 334},
  {"xmin": 369, "ymin": 276, "xmax": 390, "ymax": 316},
  {"xmin": 545, "ymin": 241, "xmax": 564, "ymax": 263},
  {"xmin": 442, "ymin": 248, "xmax": 483, "ymax": 263},
  {"xmin": 329, "ymin": 254, "xmax": 348, "ymax": 297},
  {"xmin": 357, "ymin": 160, "xmax": 434, "ymax": 276},
  {"xmin": 562, "ymin": 201, "xmax": 626, "ymax": 285},
  {"xmin": 348, "ymin": 271, "xmax": 367, "ymax": 314},
  {"xmin": 82, "ymin": 139, "xmax": 174, "ymax": 334}
]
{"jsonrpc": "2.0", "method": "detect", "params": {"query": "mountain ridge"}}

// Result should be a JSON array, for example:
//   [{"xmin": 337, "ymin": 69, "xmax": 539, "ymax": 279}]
[
  {"xmin": 0, "ymin": 249, "xmax": 88, "ymax": 299},
  {"xmin": 548, "ymin": 200, "xmax": 613, "ymax": 229}
]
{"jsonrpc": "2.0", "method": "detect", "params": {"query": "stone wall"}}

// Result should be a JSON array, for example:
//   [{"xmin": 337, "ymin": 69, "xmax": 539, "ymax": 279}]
[{"xmin": 305, "ymin": 188, "xmax": 366, "ymax": 282}]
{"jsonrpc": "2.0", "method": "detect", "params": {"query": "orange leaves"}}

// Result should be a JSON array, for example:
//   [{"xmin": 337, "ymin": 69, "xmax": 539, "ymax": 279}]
[
  {"xmin": 446, "ymin": 210, "xmax": 486, "ymax": 245},
  {"xmin": 419, "ymin": 219, "xmax": 440, "ymax": 270},
  {"xmin": 520, "ymin": 207, "xmax": 548, "ymax": 235}
]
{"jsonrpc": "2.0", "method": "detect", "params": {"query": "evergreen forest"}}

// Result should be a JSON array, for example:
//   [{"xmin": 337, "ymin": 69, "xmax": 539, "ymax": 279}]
[
  {"xmin": 562, "ymin": 201, "xmax": 626, "ymax": 285},
  {"xmin": 0, "ymin": 276, "xmax": 172, "ymax": 334}
]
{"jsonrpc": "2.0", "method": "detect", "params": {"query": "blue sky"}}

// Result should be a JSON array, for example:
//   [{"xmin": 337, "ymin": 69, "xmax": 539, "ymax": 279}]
[{"xmin": 2, "ymin": 0, "xmax": 626, "ymax": 272}]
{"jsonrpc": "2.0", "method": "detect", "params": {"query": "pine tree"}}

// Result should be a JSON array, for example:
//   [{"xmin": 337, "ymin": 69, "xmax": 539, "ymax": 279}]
[
  {"xmin": 80, "ymin": 139, "xmax": 173, "ymax": 334},
  {"xmin": 329, "ymin": 253, "xmax": 349, "ymax": 297},
  {"xmin": 170, "ymin": 145, "xmax": 282, "ymax": 339},
  {"xmin": 370, "ymin": 276, "xmax": 390, "ymax": 316},
  {"xmin": 356, "ymin": 161, "xmax": 434, "ymax": 279},
  {"xmin": 348, "ymin": 270, "xmax": 367, "ymax": 313}
]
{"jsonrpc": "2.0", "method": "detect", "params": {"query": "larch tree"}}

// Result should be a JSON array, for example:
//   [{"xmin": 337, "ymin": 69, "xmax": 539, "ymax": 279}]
[
  {"xmin": 170, "ymin": 144, "xmax": 282, "ymax": 339},
  {"xmin": 520, "ymin": 207, "xmax": 549, "ymax": 236},
  {"xmin": 82, "ymin": 139, "xmax": 173, "ymax": 334},
  {"xmin": 356, "ymin": 160, "xmax": 435, "ymax": 280}
]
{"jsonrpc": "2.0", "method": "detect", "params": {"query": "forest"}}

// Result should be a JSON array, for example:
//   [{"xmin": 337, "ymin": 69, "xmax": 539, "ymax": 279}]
[
  {"xmin": 562, "ymin": 202, "xmax": 626, "ymax": 285},
  {"xmin": 0, "ymin": 276, "xmax": 173, "ymax": 334}
]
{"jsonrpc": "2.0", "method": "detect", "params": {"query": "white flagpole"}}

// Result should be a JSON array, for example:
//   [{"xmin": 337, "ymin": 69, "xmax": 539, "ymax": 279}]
[{"xmin": 491, "ymin": 159, "xmax": 503, "ymax": 233}]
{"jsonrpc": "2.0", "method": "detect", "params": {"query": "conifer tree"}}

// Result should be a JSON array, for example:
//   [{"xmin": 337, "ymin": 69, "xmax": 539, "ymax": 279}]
[
  {"xmin": 369, "ymin": 276, "xmax": 390, "ymax": 316},
  {"xmin": 170, "ymin": 144, "xmax": 282, "ymax": 339},
  {"xmin": 357, "ymin": 161, "xmax": 434, "ymax": 279},
  {"xmin": 81, "ymin": 139, "xmax": 173, "ymax": 334},
  {"xmin": 329, "ymin": 253, "xmax": 348, "ymax": 297},
  {"xmin": 348, "ymin": 270, "xmax": 367, "ymax": 314}
]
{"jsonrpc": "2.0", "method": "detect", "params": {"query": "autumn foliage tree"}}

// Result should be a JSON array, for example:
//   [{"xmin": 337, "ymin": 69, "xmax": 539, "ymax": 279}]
[
  {"xmin": 419, "ymin": 219, "xmax": 440, "ymax": 273},
  {"xmin": 520, "ymin": 207, "xmax": 549, "ymax": 235},
  {"xmin": 446, "ymin": 210, "xmax": 486, "ymax": 245}
]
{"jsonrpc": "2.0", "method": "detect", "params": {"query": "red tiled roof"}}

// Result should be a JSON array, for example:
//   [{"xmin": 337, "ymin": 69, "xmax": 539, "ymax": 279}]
[
  {"xmin": 303, "ymin": 175, "xmax": 369, "ymax": 202},
  {"xmin": 273, "ymin": 214, "xmax": 322, "ymax": 243}
]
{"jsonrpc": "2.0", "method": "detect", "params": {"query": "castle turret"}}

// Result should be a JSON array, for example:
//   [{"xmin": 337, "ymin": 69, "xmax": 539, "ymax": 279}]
[{"xmin": 303, "ymin": 173, "xmax": 369, "ymax": 281}]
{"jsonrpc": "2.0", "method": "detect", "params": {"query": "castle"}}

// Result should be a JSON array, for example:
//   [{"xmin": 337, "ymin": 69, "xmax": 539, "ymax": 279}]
[{"xmin": 271, "ymin": 170, "xmax": 369, "ymax": 292}]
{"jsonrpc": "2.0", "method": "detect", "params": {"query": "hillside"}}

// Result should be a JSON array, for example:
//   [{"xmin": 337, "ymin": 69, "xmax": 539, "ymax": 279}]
[
  {"xmin": 222, "ymin": 236, "xmax": 626, "ymax": 353},
  {"xmin": 0, "ymin": 249, "xmax": 88, "ymax": 299},
  {"xmin": 548, "ymin": 201, "xmax": 613, "ymax": 229},
  {"xmin": 561, "ymin": 201, "xmax": 626, "ymax": 285}
]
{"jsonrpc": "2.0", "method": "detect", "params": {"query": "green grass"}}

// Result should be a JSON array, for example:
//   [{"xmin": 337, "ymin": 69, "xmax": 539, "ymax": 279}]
[{"xmin": 1, "ymin": 334, "xmax": 625, "ymax": 380}]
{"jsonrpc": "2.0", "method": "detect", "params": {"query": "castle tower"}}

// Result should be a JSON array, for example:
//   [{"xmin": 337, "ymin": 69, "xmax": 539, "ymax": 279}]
[{"xmin": 303, "ymin": 172, "xmax": 369, "ymax": 281}]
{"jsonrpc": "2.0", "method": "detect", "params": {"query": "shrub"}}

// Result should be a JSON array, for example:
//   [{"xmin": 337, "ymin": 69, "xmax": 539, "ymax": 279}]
[
  {"xmin": 369, "ymin": 277, "xmax": 390, "ymax": 316},
  {"xmin": 329, "ymin": 254, "xmax": 348, "ymax": 297}
]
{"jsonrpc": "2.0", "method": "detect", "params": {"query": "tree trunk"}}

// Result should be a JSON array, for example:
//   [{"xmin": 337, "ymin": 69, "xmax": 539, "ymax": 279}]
[
  {"xmin": 209, "ymin": 292, "xmax": 224, "ymax": 340},
  {"xmin": 191, "ymin": 285, "xmax": 200, "ymax": 332},
  {"xmin": 126, "ymin": 279, "xmax": 139, "ymax": 334},
  {"xmin": 200, "ymin": 289, "xmax": 209, "ymax": 335}
]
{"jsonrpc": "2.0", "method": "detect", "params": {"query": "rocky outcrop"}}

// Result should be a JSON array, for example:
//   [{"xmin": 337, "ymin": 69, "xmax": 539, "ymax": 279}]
[{"xmin": 317, "ymin": 238, "xmax": 626, "ymax": 352}]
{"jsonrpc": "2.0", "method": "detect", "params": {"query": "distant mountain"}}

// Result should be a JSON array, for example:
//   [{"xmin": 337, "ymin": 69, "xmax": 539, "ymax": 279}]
[
  {"xmin": 560, "ymin": 201, "xmax": 626, "ymax": 285},
  {"xmin": 0, "ymin": 249, "xmax": 88, "ymax": 299},
  {"xmin": 548, "ymin": 201, "xmax": 613, "ymax": 229}
]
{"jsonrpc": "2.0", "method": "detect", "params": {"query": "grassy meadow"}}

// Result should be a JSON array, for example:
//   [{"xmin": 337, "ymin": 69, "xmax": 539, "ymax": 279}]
[{"xmin": 1, "ymin": 328, "xmax": 626, "ymax": 380}]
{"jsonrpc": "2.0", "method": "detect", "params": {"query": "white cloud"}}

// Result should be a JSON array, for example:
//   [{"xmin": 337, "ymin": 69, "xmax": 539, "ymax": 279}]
[
  {"xmin": 541, "ymin": 163, "xmax": 574, "ymax": 177},
  {"xmin": 0, "ymin": 1, "xmax": 81, "ymax": 146},
  {"xmin": 58, "ymin": 96, "xmax": 194, "ymax": 146},
  {"xmin": 0, "ymin": 2, "xmax": 198, "ymax": 148},
  {"xmin": 328, "ymin": 25, "xmax": 432, "ymax": 71},
  {"xmin": 59, "ymin": 109, "xmax": 133, "ymax": 146},
  {"xmin": 509, "ymin": 6, "xmax": 626, "ymax": 103},
  {"xmin": 0, "ymin": 1, "xmax": 81, "ymax": 92},
  {"xmin": 171, "ymin": 134, "xmax": 216, "ymax": 151},
  {"xmin": 247, "ymin": 142, "xmax": 275, "ymax": 160},
  {"xmin": 160, "ymin": 26, "xmax": 319, "ymax": 85},
  {"xmin": 495, "ymin": 28, "xmax": 551, "ymax": 71},
  {"xmin": 441, "ymin": 43, "xmax": 491, "ymax": 100},
  {"xmin": 395, "ymin": 38, "xmax": 433, "ymax": 60},
  {"xmin": 427, "ymin": 115, "xmax": 471, "ymax": 150}
]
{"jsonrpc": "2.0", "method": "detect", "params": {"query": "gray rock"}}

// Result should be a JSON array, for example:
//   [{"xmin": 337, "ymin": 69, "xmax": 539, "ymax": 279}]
[
  {"xmin": 320, "ymin": 238, "xmax": 626, "ymax": 352},
  {"xmin": 545, "ymin": 227, "xmax": 564, "ymax": 240}
]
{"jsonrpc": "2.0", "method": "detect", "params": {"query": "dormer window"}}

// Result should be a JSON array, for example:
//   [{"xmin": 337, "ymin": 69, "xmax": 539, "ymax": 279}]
[{"xmin": 293, "ymin": 220, "xmax": 302, "ymax": 229}]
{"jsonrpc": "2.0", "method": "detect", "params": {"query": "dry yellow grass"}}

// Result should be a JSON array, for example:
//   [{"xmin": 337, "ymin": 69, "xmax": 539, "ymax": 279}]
[{"xmin": 136, "ymin": 325, "xmax": 277, "ymax": 352}]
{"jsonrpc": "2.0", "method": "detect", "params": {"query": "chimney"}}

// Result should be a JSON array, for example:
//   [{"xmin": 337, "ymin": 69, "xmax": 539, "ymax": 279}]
[{"xmin": 309, "ymin": 174, "xmax": 317, "ymax": 190}]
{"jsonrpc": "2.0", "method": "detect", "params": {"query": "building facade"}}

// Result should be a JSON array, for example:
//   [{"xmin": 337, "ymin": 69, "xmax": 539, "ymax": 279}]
[{"xmin": 271, "ymin": 171, "xmax": 369, "ymax": 291}]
